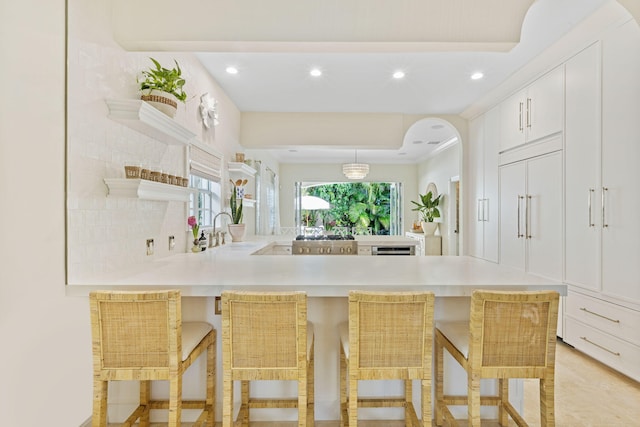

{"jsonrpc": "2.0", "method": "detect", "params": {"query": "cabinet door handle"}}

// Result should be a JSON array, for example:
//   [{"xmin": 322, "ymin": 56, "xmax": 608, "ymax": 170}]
[
  {"xmin": 526, "ymin": 195, "xmax": 532, "ymax": 239},
  {"xmin": 602, "ymin": 187, "xmax": 609, "ymax": 228},
  {"xmin": 580, "ymin": 336, "xmax": 621, "ymax": 356},
  {"xmin": 588, "ymin": 188, "xmax": 595, "ymax": 227},
  {"xmin": 579, "ymin": 307, "xmax": 620, "ymax": 323},
  {"xmin": 517, "ymin": 195, "xmax": 524, "ymax": 238},
  {"xmin": 518, "ymin": 102, "xmax": 524, "ymax": 132},
  {"xmin": 477, "ymin": 199, "xmax": 483, "ymax": 222},
  {"xmin": 483, "ymin": 198, "xmax": 489, "ymax": 222},
  {"xmin": 526, "ymin": 98, "xmax": 532, "ymax": 129}
]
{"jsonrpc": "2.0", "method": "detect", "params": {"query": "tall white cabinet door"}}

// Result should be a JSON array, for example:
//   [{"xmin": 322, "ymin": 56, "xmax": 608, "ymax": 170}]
[
  {"xmin": 499, "ymin": 162, "xmax": 526, "ymax": 270},
  {"xmin": 499, "ymin": 90, "xmax": 527, "ymax": 152},
  {"xmin": 565, "ymin": 42, "xmax": 601, "ymax": 291},
  {"xmin": 526, "ymin": 66, "xmax": 565, "ymax": 142},
  {"xmin": 526, "ymin": 152, "xmax": 563, "ymax": 281},
  {"xmin": 467, "ymin": 115, "xmax": 485, "ymax": 259},
  {"xmin": 601, "ymin": 20, "xmax": 640, "ymax": 303},
  {"xmin": 483, "ymin": 106, "xmax": 500, "ymax": 263}
]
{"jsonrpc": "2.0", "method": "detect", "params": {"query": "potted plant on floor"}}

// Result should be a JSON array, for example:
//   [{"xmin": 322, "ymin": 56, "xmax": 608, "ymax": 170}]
[
  {"xmin": 138, "ymin": 57, "xmax": 187, "ymax": 118},
  {"xmin": 228, "ymin": 179, "xmax": 246, "ymax": 242},
  {"xmin": 411, "ymin": 190, "xmax": 442, "ymax": 235}
]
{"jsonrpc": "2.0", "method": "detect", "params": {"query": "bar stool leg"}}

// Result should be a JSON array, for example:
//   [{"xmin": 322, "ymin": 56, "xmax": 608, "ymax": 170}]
[
  {"xmin": 241, "ymin": 380, "xmax": 250, "ymax": 426},
  {"xmin": 468, "ymin": 372, "xmax": 481, "ymax": 427},
  {"xmin": 92, "ymin": 379, "xmax": 108, "ymax": 427},
  {"xmin": 339, "ymin": 345, "xmax": 347, "ymax": 427},
  {"xmin": 434, "ymin": 339, "xmax": 444, "ymax": 427},
  {"xmin": 298, "ymin": 375, "xmax": 308, "ymax": 427},
  {"xmin": 422, "ymin": 378, "xmax": 432, "ymax": 427},
  {"xmin": 498, "ymin": 378, "xmax": 509, "ymax": 426},
  {"xmin": 540, "ymin": 377, "xmax": 555, "ymax": 427},
  {"xmin": 349, "ymin": 377, "xmax": 358, "ymax": 427},
  {"xmin": 222, "ymin": 371, "xmax": 233, "ymax": 427},
  {"xmin": 405, "ymin": 380, "xmax": 412, "ymax": 426},
  {"xmin": 206, "ymin": 339, "xmax": 215, "ymax": 427},
  {"xmin": 167, "ymin": 375, "xmax": 182, "ymax": 427},
  {"xmin": 139, "ymin": 380, "xmax": 151, "ymax": 427}
]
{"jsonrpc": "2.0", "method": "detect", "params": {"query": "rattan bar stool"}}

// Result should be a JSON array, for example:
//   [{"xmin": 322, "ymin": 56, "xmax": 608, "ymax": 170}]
[
  {"xmin": 221, "ymin": 291, "xmax": 315, "ymax": 427},
  {"xmin": 434, "ymin": 290, "xmax": 559, "ymax": 427},
  {"xmin": 89, "ymin": 290, "xmax": 216, "ymax": 427},
  {"xmin": 339, "ymin": 291, "xmax": 435, "ymax": 427}
]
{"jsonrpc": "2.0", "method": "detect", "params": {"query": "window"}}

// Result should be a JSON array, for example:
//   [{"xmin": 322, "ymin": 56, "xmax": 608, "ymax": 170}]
[
  {"xmin": 189, "ymin": 175, "xmax": 220, "ymax": 228},
  {"xmin": 188, "ymin": 143, "xmax": 223, "ymax": 228},
  {"xmin": 295, "ymin": 181, "xmax": 403, "ymax": 235}
]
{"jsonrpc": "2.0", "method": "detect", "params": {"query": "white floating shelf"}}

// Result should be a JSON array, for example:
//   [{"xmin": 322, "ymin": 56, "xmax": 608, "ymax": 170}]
[
  {"xmin": 105, "ymin": 99, "xmax": 196, "ymax": 146},
  {"xmin": 228, "ymin": 162, "xmax": 257, "ymax": 177},
  {"xmin": 104, "ymin": 179, "xmax": 193, "ymax": 202}
]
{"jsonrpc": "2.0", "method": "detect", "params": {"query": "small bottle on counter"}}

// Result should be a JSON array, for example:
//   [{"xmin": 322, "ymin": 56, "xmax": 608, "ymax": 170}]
[{"xmin": 198, "ymin": 231, "xmax": 207, "ymax": 251}]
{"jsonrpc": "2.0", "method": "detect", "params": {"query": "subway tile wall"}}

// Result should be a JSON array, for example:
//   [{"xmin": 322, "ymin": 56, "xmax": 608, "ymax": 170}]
[{"xmin": 66, "ymin": 31, "xmax": 239, "ymax": 282}]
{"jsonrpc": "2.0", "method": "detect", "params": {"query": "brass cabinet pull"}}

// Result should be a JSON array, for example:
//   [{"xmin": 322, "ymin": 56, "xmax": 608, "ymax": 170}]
[
  {"xmin": 602, "ymin": 187, "xmax": 609, "ymax": 228},
  {"xmin": 526, "ymin": 195, "xmax": 532, "ymax": 239},
  {"xmin": 518, "ymin": 102, "xmax": 524, "ymax": 132},
  {"xmin": 580, "ymin": 336, "xmax": 621, "ymax": 356},
  {"xmin": 517, "ymin": 195, "xmax": 524, "ymax": 238},
  {"xmin": 579, "ymin": 307, "xmax": 620, "ymax": 323},
  {"xmin": 588, "ymin": 188, "xmax": 595, "ymax": 227}
]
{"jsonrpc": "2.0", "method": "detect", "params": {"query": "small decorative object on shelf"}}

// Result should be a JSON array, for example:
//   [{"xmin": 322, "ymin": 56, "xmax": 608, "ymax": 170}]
[
  {"xmin": 138, "ymin": 57, "xmax": 187, "ymax": 118},
  {"xmin": 228, "ymin": 180, "xmax": 246, "ymax": 242},
  {"xmin": 411, "ymin": 183, "xmax": 442, "ymax": 236},
  {"xmin": 188, "ymin": 216, "xmax": 201, "ymax": 252}
]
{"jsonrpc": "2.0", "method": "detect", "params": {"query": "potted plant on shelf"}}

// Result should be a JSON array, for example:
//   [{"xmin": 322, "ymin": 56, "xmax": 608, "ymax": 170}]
[
  {"xmin": 411, "ymin": 190, "xmax": 442, "ymax": 235},
  {"xmin": 228, "ymin": 179, "xmax": 246, "ymax": 242},
  {"xmin": 138, "ymin": 57, "xmax": 187, "ymax": 118}
]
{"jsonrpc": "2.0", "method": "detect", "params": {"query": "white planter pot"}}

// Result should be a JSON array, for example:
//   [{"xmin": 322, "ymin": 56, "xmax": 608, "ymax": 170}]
[
  {"xmin": 140, "ymin": 89, "xmax": 178, "ymax": 118},
  {"xmin": 421, "ymin": 221, "xmax": 438, "ymax": 236},
  {"xmin": 228, "ymin": 224, "xmax": 246, "ymax": 242}
]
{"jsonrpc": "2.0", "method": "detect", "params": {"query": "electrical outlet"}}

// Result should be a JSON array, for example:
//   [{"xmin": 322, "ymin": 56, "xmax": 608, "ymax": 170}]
[
  {"xmin": 214, "ymin": 296, "xmax": 222, "ymax": 315},
  {"xmin": 146, "ymin": 238, "xmax": 154, "ymax": 256},
  {"xmin": 168, "ymin": 235, "xmax": 175, "ymax": 250}
]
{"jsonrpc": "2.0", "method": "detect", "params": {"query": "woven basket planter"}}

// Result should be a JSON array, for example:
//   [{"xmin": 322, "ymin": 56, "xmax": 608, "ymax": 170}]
[{"xmin": 140, "ymin": 89, "xmax": 178, "ymax": 118}]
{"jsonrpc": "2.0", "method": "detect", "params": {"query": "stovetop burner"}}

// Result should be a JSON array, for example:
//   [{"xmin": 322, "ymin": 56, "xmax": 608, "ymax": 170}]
[{"xmin": 295, "ymin": 234, "xmax": 355, "ymax": 241}]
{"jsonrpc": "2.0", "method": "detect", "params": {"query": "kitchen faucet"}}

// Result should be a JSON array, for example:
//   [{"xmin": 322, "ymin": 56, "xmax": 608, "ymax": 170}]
[{"xmin": 211, "ymin": 212, "xmax": 233, "ymax": 247}]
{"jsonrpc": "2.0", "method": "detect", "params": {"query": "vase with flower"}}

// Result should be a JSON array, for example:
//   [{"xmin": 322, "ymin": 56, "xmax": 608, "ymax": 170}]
[{"xmin": 188, "ymin": 216, "xmax": 201, "ymax": 252}]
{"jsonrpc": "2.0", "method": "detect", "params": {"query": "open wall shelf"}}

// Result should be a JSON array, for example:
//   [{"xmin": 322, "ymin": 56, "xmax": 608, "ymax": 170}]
[
  {"xmin": 104, "ymin": 179, "xmax": 193, "ymax": 202},
  {"xmin": 105, "ymin": 99, "xmax": 196, "ymax": 146}
]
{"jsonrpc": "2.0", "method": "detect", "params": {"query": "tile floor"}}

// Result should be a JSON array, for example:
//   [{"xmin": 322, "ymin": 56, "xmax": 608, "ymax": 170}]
[{"xmin": 133, "ymin": 340, "xmax": 640, "ymax": 426}]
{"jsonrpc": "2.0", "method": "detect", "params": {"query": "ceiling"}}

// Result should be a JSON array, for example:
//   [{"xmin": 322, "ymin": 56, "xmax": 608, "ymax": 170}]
[{"xmin": 193, "ymin": 0, "xmax": 610, "ymax": 164}]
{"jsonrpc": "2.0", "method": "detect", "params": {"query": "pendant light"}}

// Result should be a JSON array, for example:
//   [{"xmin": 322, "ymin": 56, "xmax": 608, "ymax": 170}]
[{"xmin": 342, "ymin": 150, "xmax": 370, "ymax": 180}]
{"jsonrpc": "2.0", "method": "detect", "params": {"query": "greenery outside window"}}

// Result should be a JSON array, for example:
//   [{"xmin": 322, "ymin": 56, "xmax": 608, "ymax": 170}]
[{"xmin": 295, "ymin": 182, "xmax": 403, "ymax": 235}]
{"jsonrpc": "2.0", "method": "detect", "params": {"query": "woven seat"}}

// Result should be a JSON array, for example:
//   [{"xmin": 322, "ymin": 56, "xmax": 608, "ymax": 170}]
[
  {"xmin": 221, "ymin": 291, "xmax": 314, "ymax": 427},
  {"xmin": 435, "ymin": 290, "xmax": 559, "ymax": 427},
  {"xmin": 89, "ymin": 290, "xmax": 216, "ymax": 427},
  {"xmin": 339, "ymin": 291, "xmax": 435, "ymax": 427}
]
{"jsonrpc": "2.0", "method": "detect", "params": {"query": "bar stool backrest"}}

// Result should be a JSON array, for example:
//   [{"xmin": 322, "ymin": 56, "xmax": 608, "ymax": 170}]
[{"xmin": 469, "ymin": 290, "xmax": 559, "ymax": 377}]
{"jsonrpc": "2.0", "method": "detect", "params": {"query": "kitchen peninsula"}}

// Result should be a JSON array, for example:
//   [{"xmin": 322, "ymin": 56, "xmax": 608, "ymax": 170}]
[
  {"xmin": 66, "ymin": 237, "xmax": 564, "ymax": 296},
  {"xmin": 67, "ymin": 238, "xmax": 564, "ymax": 423}
]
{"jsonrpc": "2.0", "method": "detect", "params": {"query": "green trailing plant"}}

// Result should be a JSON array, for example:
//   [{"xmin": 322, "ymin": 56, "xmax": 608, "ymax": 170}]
[
  {"xmin": 229, "ymin": 180, "xmax": 244, "ymax": 224},
  {"xmin": 411, "ymin": 191, "xmax": 442, "ymax": 222},
  {"xmin": 138, "ymin": 57, "xmax": 187, "ymax": 102}
]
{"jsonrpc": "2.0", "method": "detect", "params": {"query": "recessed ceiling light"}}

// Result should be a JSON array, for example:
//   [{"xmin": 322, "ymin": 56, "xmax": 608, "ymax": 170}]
[
  {"xmin": 288, "ymin": 149, "xmax": 298, "ymax": 152},
  {"xmin": 392, "ymin": 71, "xmax": 405, "ymax": 79},
  {"xmin": 471, "ymin": 72, "xmax": 484, "ymax": 80},
  {"xmin": 431, "ymin": 124, "xmax": 445, "ymax": 129},
  {"xmin": 398, "ymin": 152, "xmax": 407, "ymax": 155},
  {"xmin": 310, "ymin": 68, "xmax": 322, "ymax": 77},
  {"xmin": 226, "ymin": 66, "xmax": 238, "ymax": 75},
  {"xmin": 412, "ymin": 140, "xmax": 423, "ymax": 144}
]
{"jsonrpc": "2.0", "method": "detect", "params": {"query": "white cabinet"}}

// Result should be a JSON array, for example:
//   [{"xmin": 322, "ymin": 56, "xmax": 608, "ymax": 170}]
[
  {"xmin": 600, "ymin": 20, "xmax": 640, "ymax": 304},
  {"xmin": 405, "ymin": 232, "xmax": 442, "ymax": 256},
  {"xmin": 466, "ymin": 106, "xmax": 499, "ymax": 262},
  {"xmin": 499, "ymin": 149, "xmax": 563, "ymax": 281},
  {"xmin": 565, "ymin": 42, "xmax": 602, "ymax": 292},
  {"xmin": 562, "ymin": 21, "xmax": 640, "ymax": 381},
  {"xmin": 499, "ymin": 66, "xmax": 564, "ymax": 152}
]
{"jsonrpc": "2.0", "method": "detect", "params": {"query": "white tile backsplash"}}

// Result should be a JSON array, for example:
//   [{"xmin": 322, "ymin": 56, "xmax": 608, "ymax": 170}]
[{"xmin": 67, "ymin": 6, "xmax": 242, "ymax": 283}]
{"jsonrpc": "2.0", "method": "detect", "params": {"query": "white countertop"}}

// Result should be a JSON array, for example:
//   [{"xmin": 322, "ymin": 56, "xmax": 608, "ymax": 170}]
[{"xmin": 66, "ymin": 237, "xmax": 565, "ymax": 297}]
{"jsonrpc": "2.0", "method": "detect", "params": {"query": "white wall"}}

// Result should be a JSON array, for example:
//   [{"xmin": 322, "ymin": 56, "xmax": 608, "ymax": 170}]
[
  {"xmin": 417, "ymin": 143, "xmax": 462, "ymax": 255},
  {"xmin": 0, "ymin": 0, "xmax": 92, "ymax": 426}
]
